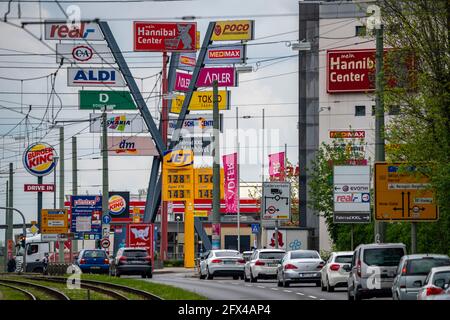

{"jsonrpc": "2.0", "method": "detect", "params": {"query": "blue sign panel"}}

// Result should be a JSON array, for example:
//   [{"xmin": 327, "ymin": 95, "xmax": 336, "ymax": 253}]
[
  {"xmin": 102, "ymin": 215, "xmax": 111, "ymax": 224},
  {"xmin": 251, "ymin": 223, "xmax": 260, "ymax": 234},
  {"xmin": 70, "ymin": 195, "xmax": 103, "ymax": 240}
]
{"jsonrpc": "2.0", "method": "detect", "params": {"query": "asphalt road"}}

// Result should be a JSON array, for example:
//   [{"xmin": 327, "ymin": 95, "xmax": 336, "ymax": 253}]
[{"xmin": 145, "ymin": 272, "xmax": 350, "ymax": 300}]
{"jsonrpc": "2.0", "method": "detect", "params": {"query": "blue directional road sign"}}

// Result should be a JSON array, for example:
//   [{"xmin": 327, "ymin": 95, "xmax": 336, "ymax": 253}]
[
  {"xmin": 102, "ymin": 215, "xmax": 111, "ymax": 224},
  {"xmin": 251, "ymin": 223, "xmax": 260, "ymax": 234}
]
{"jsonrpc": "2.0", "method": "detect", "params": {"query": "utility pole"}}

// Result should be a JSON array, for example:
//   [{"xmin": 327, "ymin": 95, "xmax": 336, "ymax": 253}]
[
  {"xmin": 72, "ymin": 137, "xmax": 78, "ymax": 255},
  {"xmin": 58, "ymin": 127, "xmax": 64, "ymax": 263},
  {"xmin": 4, "ymin": 180, "xmax": 9, "ymax": 271},
  {"xmin": 260, "ymin": 109, "xmax": 265, "ymax": 249},
  {"xmin": 212, "ymin": 80, "xmax": 221, "ymax": 250},
  {"xmin": 374, "ymin": 25, "xmax": 386, "ymax": 243},
  {"xmin": 101, "ymin": 110, "xmax": 110, "ymax": 251},
  {"xmin": 236, "ymin": 107, "xmax": 240, "ymax": 253},
  {"xmin": 7, "ymin": 164, "xmax": 13, "ymax": 253},
  {"xmin": 160, "ymin": 51, "xmax": 169, "ymax": 262}
]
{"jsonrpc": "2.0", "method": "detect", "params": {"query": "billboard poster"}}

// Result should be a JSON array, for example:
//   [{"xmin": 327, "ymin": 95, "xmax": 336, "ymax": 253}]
[
  {"xmin": 109, "ymin": 191, "xmax": 130, "ymax": 220},
  {"xmin": 67, "ymin": 67, "xmax": 126, "ymax": 87},
  {"xmin": 70, "ymin": 195, "xmax": 103, "ymax": 240},
  {"xmin": 223, "ymin": 153, "xmax": 238, "ymax": 214},
  {"xmin": 45, "ymin": 21, "xmax": 103, "ymax": 40},
  {"xmin": 173, "ymin": 136, "xmax": 213, "ymax": 156},
  {"xmin": 174, "ymin": 70, "xmax": 192, "ymax": 92},
  {"xmin": 178, "ymin": 52, "xmax": 196, "ymax": 72},
  {"xmin": 168, "ymin": 114, "xmax": 218, "ymax": 135},
  {"xmin": 170, "ymin": 90, "xmax": 230, "ymax": 113},
  {"xmin": 268, "ymin": 152, "xmax": 285, "ymax": 180},
  {"xmin": 197, "ymin": 67, "xmax": 237, "ymax": 87},
  {"xmin": 56, "ymin": 43, "xmax": 114, "ymax": 64},
  {"xmin": 211, "ymin": 20, "xmax": 255, "ymax": 41},
  {"xmin": 127, "ymin": 223, "xmax": 154, "ymax": 259},
  {"xmin": 134, "ymin": 22, "xmax": 197, "ymax": 52},
  {"xmin": 89, "ymin": 113, "xmax": 146, "ymax": 133},
  {"xmin": 204, "ymin": 44, "xmax": 246, "ymax": 65},
  {"xmin": 106, "ymin": 136, "xmax": 158, "ymax": 156}
]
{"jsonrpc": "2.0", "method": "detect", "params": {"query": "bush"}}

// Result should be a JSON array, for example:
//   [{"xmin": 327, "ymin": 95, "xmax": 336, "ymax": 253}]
[{"xmin": 163, "ymin": 259, "xmax": 184, "ymax": 267}]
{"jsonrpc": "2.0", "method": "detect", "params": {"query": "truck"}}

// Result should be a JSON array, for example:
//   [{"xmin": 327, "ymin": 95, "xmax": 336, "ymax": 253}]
[{"xmin": 15, "ymin": 234, "xmax": 50, "ymax": 273}]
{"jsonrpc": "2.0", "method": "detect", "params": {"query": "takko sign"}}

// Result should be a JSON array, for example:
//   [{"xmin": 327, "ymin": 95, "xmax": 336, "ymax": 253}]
[
  {"xmin": 327, "ymin": 49, "xmax": 376, "ymax": 93},
  {"xmin": 22, "ymin": 143, "xmax": 58, "ymax": 177},
  {"xmin": 134, "ymin": 22, "xmax": 197, "ymax": 52}
]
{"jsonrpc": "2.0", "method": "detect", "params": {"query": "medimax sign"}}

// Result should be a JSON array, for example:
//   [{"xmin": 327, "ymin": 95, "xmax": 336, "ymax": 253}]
[{"xmin": 327, "ymin": 49, "xmax": 376, "ymax": 93}]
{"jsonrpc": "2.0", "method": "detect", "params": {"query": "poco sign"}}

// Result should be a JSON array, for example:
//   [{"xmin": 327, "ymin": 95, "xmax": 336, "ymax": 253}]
[
  {"xmin": 22, "ymin": 143, "xmax": 58, "ymax": 177},
  {"xmin": 67, "ymin": 68, "xmax": 126, "ymax": 87},
  {"xmin": 45, "ymin": 22, "xmax": 103, "ymax": 40}
]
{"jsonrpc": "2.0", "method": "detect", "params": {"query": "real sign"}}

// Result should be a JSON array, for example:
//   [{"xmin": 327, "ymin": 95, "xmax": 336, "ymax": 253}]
[
  {"xmin": 211, "ymin": 20, "xmax": 255, "ymax": 41},
  {"xmin": 374, "ymin": 163, "xmax": 438, "ymax": 221},
  {"xmin": 56, "ymin": 43, "xmax": 114, "ymax": 64},
  {"xmin": 45, "ymin": 21, "xmax": 103, "ymax": 40},
  {"xmin": 262, "ymin": 182, "xmax": 291, "ymax": 220},
  {"xmin": 68, "ymin": 68, "xmax": 125, "ymax": 87},
  {"xmin": 204, "ymin": 44, "xmax": 246, "ymax": 65},
  {"xmin": 333, "ymin": 165, "xmax": 371, "ymax": 223},
  {"xmin": 134, "ymin": 22, "xmax": 197, "ymax": 52},
  {"xmin": 170, "ymin": 90, "xmax": 230, "ymax": 113},
  {"xmin": 90, "ymin": 113, "xmax": 146, "ymax": 133},
  {"xmin": 79, "ymin": 90, "xmax": 136, "ymax": 110}
]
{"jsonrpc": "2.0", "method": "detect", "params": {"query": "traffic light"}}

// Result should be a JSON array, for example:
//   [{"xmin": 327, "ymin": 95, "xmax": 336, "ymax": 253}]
[{"xmin": 19, "ymin": 235, "xmax": 25, "ymax": 248}]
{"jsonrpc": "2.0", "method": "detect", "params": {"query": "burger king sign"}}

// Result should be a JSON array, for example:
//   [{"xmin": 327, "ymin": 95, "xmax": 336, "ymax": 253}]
[
  {"xmin": 23, "ymin": 143, "xmax": 58, "ymax": 177},
  {"xmin": 108, "ymin": 191, "xmax": 130, "ymax": 219}
]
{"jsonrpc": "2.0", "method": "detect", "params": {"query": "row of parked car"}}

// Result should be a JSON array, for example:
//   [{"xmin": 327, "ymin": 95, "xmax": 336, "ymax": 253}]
[
  {"xmin": 198, "ymin": 242, "xmax": 450, "ymax": 300},
  {"xmin": 73, "ymin": 247, "xmax": 153, "ymax": 278}
]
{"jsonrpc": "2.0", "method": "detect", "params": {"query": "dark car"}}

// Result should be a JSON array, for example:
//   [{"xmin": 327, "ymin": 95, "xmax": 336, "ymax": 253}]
[
  {"xmin": 75, "ymin": 249, "xmax": 110, "ymax": 274},
  {"xmin": 111, "ymin": 248, "xmax": 152, "ymax": 278}
]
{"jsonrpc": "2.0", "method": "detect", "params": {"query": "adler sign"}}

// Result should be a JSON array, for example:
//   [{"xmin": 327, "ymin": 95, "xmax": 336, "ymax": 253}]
[{"xmin": 327, "ymin": 49, "xmax": 376, "ymax": 93}]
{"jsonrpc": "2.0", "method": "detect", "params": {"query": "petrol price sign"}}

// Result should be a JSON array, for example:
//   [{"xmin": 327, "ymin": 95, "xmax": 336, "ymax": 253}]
[
  {"xmin": 194, "ymin": 168, "xmax": 224, "ymax": 200},
  {"xmin": 162, "ymin": 168, "xmax": 194, "ymax": 201}
]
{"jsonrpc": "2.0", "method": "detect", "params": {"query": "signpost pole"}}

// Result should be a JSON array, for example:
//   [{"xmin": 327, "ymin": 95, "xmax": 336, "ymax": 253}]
[
  {"xmin": 212, "ymin": 80, "xmax": 221, "ymax": 250},
  {"xmin": 37, "ymin": 176, "xmax": 42, "ymax": 229},
  {"xmin": 4, "ymin": 180, "xmax": 9, "ymax": 272},
  {"xmin": 236, "ymin": 107, "xmax": 240, "ymax": 253},
  {"xmin": 350, "ymin": 224, "xmax": 354, "ymax": 250},
  {"xmin": 411, "ymin": 222, "xmax": 417, "ymax": 254},
  {"xmin": 72, "ymin": 137, "xmax": 78, "ymax": 255},
  {"xmin": 58, "ymin": 127, "xmax": 65, "ymax": 263},
  {"xmin": 374, "ymin": 25, "xmax": 386, "ymax": 243},
  {"xmin": 101, "ymin": 110, "xmax": 110, "ymax": 250}
]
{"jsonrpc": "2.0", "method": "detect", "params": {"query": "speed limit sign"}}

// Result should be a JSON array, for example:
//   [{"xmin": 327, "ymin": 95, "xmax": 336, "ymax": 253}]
[{"xmin": 101, "ymin": 238, "xmax": 110, "ymax": 249}]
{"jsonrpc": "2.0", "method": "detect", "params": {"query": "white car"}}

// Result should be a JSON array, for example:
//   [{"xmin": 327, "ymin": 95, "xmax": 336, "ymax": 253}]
[
  {"xmin": 244, "ymin": 249, "xmax": 285, "ymax": 282},
  {"xmin": 199, "ymin": 250, "xmax": 245, "ymax": 280},
  {"xmin": 320, "ymin": 251, "xmax": 353, "ymax": 292},
  {"xmin": 417, "ymin": 266, "xmax": 450, "ymax": 300},
  {"xmin": 277, "ymin": 250, "xmax": 325, "ymax": 287}
]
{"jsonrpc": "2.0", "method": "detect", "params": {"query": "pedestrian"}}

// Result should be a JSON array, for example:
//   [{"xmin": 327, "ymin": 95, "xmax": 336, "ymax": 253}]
[
  {"xmin": 7, "ymin": 257, "xmax": 16, "ymax": 272},
  {"xmin": 42, "ymin": 253, "xmax": 49, "ymax": 275}
]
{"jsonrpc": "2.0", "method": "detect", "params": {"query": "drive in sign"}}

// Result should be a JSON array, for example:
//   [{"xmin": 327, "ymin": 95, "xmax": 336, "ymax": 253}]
[
  {"xmin": 197, "ymin": 67, "xmax": 237, "ymax": 87},
  {"xmin": 134, "ymin": 22, "xmax": 197, "ymax": 52},
  {"xmin": 68, "ymin": 68, "xmax": 125, "ymax": 87},
  {"xmin": 56, "ymin": 44, "xmax": 114, "ymax": 64}
]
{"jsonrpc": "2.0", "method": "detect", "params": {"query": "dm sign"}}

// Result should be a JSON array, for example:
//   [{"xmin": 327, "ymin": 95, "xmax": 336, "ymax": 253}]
[
  {"xmin": 67, "ymin": 68, "xmax": 126, "ymax": 87},
  {"xmin": 23, "ymin": 143, "xmax": 58, "ymax": 177}
]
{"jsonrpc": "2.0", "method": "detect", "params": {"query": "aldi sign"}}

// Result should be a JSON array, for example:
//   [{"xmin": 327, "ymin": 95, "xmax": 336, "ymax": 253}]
[
  {"xmin": 204, "ymin": 45, "xmax": 246, "ymax": 65},
  {"xmin": 134, "ymin": 22, "xmax": 197, "ymax": 52},
  {"xmin": 45, "ymin": 21, "xmax": 103, "ymax": 40},
  {"xmin": 57, "ymin": 44, "xmax": 114, "ymax": 64},
  {"xmin": 68, "ymin": 68, "xmax": 125, "ymax": 87}
]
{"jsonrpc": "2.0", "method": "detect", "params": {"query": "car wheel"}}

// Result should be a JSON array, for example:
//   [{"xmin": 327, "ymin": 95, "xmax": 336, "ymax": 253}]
[
  {"xmin": 199, "ymin": 271, "xmax": 206, "ymax": 280},
  {"xmin": 347, "ymin": 287, "xmax": 354, "ymax": 301},
  {"xmin": 277, "ymin": 273, "xmax": 283, "ymax": 287},
  {"xmin": 206, "ymin": 267, "xmax": 214, "ymax": 280},
  {"xmin": 233, "ymin": 275, "xmax": 239, "ymax": 280},
  {"xmin": 240, "ymin": 274, "xmax": 244, "ymax": 280},
  {"xmin": 354, "ymin": 289, "xmax": 362, "ymax": 301},
  {"xmin": 250, "ymin": 270, "xmax": 257, "ymax": 283},
  {"xmin": 147, "ymin": 272, "xmax": 153, "ymax": 279},
  {"xmin": 326, "ymin": 278, "xmax": 334, "ymax": 292},
  {"xmin": 321, "ymin": 278, "xmax": 326, "ymax": 291},
  {"xmin": 315, "ymin": 281, "xmax": 321, "ymax": 287},
  {"xmin": 141, "ymin": 274, "xmax": 146, "ymax": 279},
  {"xmin": 244, "ymin": 271, "xmax": 249, "ymax": 282}
]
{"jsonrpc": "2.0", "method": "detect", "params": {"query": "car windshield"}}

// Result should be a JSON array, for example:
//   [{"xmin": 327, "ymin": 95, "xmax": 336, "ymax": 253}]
[
  {"xmin": 290, "ymin": 251, "xmax": 320, "ymax": 259},
  {"xmin": 407, "ymin": 258, "xmax": 450, "ymax": 275},
  {"xmin": 363, "ymin": 248, "xmax": 405, "ymax": 266},
  {"xmin": 335, "ymin": 255, "xmax": 353, "ymax": 264},
  {"xmin": 123, "ymin": 250, "xmax": 147, "ymax": 257},
  {"xmin": 83, "ymin": 250, "xmax": 107, "ymax": 258},
  {"xmin": 215, "ymin": 251, "xmax": 239, "ymax": 257},
  {"xmin": 259, "ymin": 252, "xmax": 285, "ymax": 259}
]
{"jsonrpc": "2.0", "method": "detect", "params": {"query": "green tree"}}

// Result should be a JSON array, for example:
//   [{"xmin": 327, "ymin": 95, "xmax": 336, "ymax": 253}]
[{"xmin": 379, "ymin": 0, "xmax": 450, "ymax": 255}]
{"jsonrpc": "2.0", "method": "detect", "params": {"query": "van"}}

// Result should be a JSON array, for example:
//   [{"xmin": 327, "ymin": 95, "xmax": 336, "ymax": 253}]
[
  {"xmin": 15, "ymin": 234, "xmax": 50, "ymax": 273},
  {"xmin": 345, "ymin": 243, "xmax": 406, "ymax": 300}
]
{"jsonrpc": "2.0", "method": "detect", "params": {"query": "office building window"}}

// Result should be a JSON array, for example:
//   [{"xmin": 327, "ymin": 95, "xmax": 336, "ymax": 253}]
[
  {"xmin": 355, "ymin": 25, "xmax": 366, "ymax": 37},
  {"xmin": 372, "ymin": 105, "xmax": 376, "ymax": 116},
  {"xmin": 355, "ymin": 105, "xmax": 366, "ymax": 116}
]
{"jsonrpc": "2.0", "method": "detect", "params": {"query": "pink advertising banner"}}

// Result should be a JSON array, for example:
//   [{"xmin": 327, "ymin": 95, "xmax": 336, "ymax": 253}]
[
  {"xmin": 269, "ymin": 152, "xmax": 285, "ymax": 180},
  {"xmin": 197, "ymin": 67, "xmax": 237, "ymax": 87},
  {"xmin": 222, "ymin": 152, "xmax": 238, "ymax": 214},
  {"xmin": 174, "ymin": 70, "xmax": 192, "ymax": 92}
]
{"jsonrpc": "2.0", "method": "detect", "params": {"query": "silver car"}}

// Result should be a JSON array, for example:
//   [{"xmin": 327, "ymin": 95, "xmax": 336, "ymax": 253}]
[
  {"xmin": 244, "ymin": 249, "xmax": 285, "ymax": 282},
  {"xmin": 346, "ymin": 243, "xmax": 406, "ymax": 300},
  {"xmin": 199, "ymin": 250, "xmax": 245, "ymax": 280},
  {"xmin": 392, "ymin": 254, "xmax": 450, "ymax": 300},
  {"xmin": 417, "ymin": 266, "xmax": 450, "ymax": 300},
  {"xmin": 277, "ymin": 250, "xmax": 325, "ymax": 287}
]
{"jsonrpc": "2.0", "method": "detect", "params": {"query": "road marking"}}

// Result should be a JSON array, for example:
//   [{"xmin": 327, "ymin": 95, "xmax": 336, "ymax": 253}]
[
  {"xmin": 232, "ymin": 283, "xmax": 239, "ymax": 285},
  {"xmin": 258, "ymin": 286, "xmax": 265, "ymax": 289},
  {"xmin": 270, "ymin": 288, "xmax": 278, "ymax": 291},
  {"xmin": 308, "ymin": 295, "xmax": 317, "ymax": 299},
  {"xmin": 245, "ymin": 284, "xmax": 253, "ymax": 287},
  {"xmin": 283, "ymin": 290, "xmax": 292, "ymax": 293},
  {"xmin": 296, "ymin": 292, "xmax": 304, "ymax": 296},
  {"xmin": 320, "ymin": 299, "xmax": 326, "ymax": 300}
]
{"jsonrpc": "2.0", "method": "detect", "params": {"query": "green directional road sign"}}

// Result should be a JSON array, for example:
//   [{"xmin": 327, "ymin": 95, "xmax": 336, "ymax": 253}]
[{"xmin": 79, "ymin": 90, "xmax": 136, "ymax": 110}]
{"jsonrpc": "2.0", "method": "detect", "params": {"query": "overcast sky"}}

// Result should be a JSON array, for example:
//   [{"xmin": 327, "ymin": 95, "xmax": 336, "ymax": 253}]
[{"xmin": 0, "ymin": 0, "xmax": 300, "ymax": 234}]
